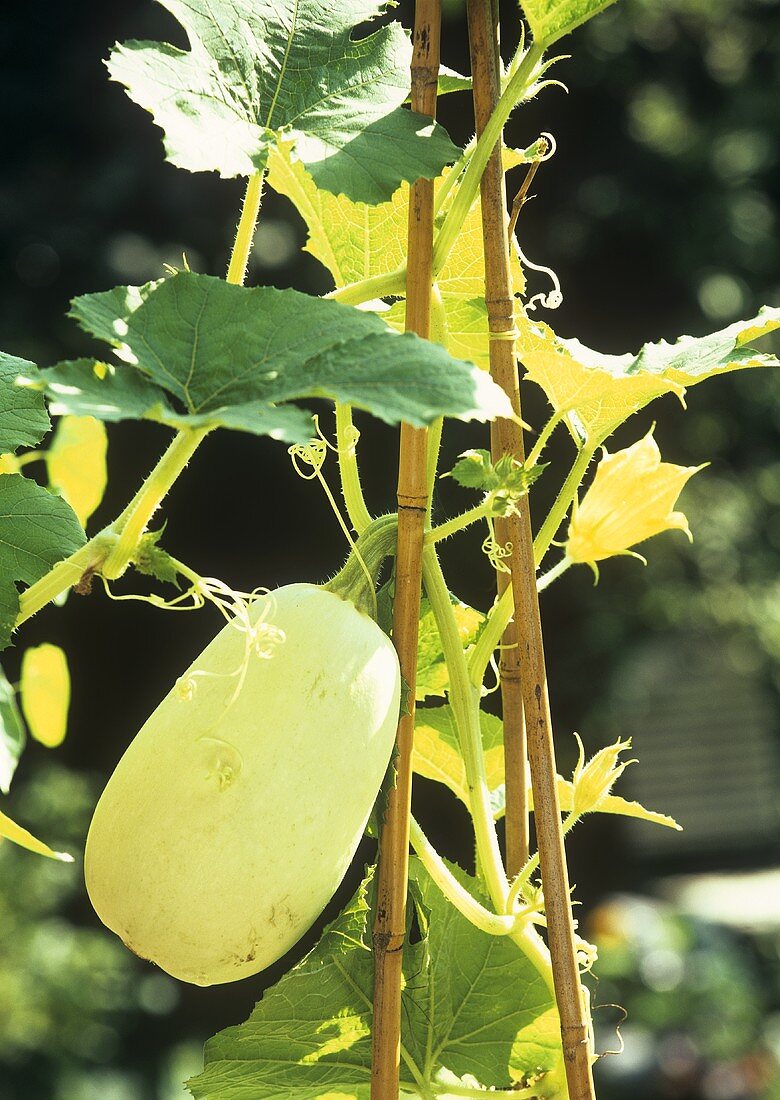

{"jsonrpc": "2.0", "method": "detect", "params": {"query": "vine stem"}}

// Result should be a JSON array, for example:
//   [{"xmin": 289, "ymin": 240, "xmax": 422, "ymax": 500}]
[
  {"xmin": 432, "ymin": 39, "xmax": 545, "ymax": 279},
  {"xmin": 467, "ymin": 4, "xmax": 596, "ymax": 1097},
  {"xmin": 335, "ymin": 404, "xmax": 373, "ymax": 535},
  {"xmin": 371, "ymin": 5, "xmax": 441, "ymax": 1097},
  {"xmin": 533, "ymin": 443, "xmax": 596, "ymax": 567},
  {"xmin": 15, "ymin": 173, "xmax": 266, "ymax": 627},
  {"xmin": 101, "ymin": 428, "xmax": 210, "ymax": 580}
]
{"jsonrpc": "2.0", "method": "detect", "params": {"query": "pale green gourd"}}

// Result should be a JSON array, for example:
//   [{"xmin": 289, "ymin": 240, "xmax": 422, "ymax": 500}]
[{"xmin": 85, "ymin": 582, "xmax": 400, "ymax": 985}]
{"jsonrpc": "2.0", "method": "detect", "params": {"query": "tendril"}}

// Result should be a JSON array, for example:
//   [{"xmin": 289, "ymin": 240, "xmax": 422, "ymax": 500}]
[
  {"xmin": 289, "ymin": 417, "xmax": 377, "ymax": 618},
  {"xmin": 482, "ymin": 518, "xmax": 513, "ymax": 573}
]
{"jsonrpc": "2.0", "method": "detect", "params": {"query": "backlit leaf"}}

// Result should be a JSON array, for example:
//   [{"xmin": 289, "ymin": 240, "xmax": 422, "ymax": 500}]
[
  {"xmin": 109, "ymin": 0, "xmax": 458, "ymax": 203},
  {"xmin": 20, "ymin": 644, "xmax": 71, "ymax": 749},
  {"xmin": 47, "ymin": 416, "xmax": 108, "ymax": 528},
  {"xmin": 0, "ymin": 806, "xmax": 73, "ymax": 862},
  {"xmin": 0, "ymin": 664, "xmax": 25, "ymax": 794},
  {"xmin": 521, "ymin": 0, "xmax": 621, "ymax": 46},
  {"xmin": 0, "ymin": 352, "xmax": 50, "ymax": 453}
]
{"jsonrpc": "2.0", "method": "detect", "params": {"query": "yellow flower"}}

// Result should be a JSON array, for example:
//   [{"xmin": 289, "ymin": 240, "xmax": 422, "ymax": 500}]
[
  {"xmin": 566, "ymin": 430, "xmax": 703, "ymax": 565},
  {"xmin": 570, "ymin": 735, "xmax": 635, "ymax": 816}
]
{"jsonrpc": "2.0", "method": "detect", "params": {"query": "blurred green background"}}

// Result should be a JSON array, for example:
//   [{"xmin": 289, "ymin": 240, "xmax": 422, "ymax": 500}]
[{"xmin": 0, "ymin": 0, "xmax": 778, "ymax": 1097}]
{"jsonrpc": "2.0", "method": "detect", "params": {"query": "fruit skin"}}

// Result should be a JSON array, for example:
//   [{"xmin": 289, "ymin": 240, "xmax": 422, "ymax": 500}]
[{"xmin": 85, "ymin": 583, "xmax": 400, "ymax": 986}]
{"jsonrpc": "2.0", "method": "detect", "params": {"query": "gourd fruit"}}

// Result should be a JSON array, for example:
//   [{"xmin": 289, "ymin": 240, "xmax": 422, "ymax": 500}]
[{"xmin": 85, "ymin": 580, "xmax": 400, "ymax": 986}]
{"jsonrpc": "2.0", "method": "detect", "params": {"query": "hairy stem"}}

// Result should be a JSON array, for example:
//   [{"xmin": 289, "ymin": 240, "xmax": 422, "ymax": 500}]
[
  {"xmin": 16, "ymin": 533, "xmax": 119, "ymax": 627},
  {"xmin": 533, "ymin": 444, "xmax": 596, "ymax": 566},
  {"xmin": 425, "ymin": 500, "xmax": 491, "ymax": 544},
  {"xmin": 102, "ymin": 428, "xmax": 210, "ymax": 580},
  {"xmin": 327, "ymin": 268, "xmax": 406, "ymax": 306},
  {"xmin": 526, "ymin": 410, "xmax": 563, "ymax": 468},
  {"xmin": 335, "ymin": 404, "xmax": 373, "ymax": 535},
  {"xmin": 432, "ymin": 41, "xmax": 545, "ymax": 278},
  {"xmin": 226, "ymin": 172, "xmax": 265, "ymax": 286}
]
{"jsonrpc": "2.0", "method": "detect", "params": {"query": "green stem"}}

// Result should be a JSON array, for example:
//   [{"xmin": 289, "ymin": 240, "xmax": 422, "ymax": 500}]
[
  {"xmin": 334, "ymin": 404, "xmax": 373, "ymax": 535},
  {"xmin": 422, "ymin": 548, "xmax": 508, "ymax": 910},
  {"xmin": 505, "ymin": 811, "xmax": 578, "ymax": 914},
  {"xmin": 537, "ymin": 555, "xmax": 572, "ymax": 593},
  {"xmin": 433, "ymin": 1084, "xmax": 539, "ymax": 1099},
  {"xmin": 226, "ymin": 172, "xmax": 265, "ymax": 286},
  {"xmin": 102, "ymin": 427, "xmax": 211, "ymax": 580},
  {"xmin": 16, "ymin": 532, "xmax": 119, "ymax": 627},
  {"xmin": 468, "ymin": 444, "xmax": 594, "ymax": 688},
  {"xmin": 432, "ymin": 139, "xmax": 475, "ymax": 216},
  {"xmin": 533, "ymin": 444, "xmax": 595, "ymax": 566},
  {"xmin": 326, "ymin": 268, "xmax": 406, "ymax": 306},
  {"xmin": 324, "ymin": 514, "xmax": 398, "ymax": 617},
  {"xmin": 432, "ymin": 42, "xmax": 545, "ymax": 277},
  {"xmin": 526, "ymin": 411, "xmax": 563, "ymax": 468},
  {"xmin": 426, "ymin": 500, "xmax": 491, "ymax": 545},
  {"xmin": 410, "ymin": 816, "xmax": 518, "ymax": 936}
]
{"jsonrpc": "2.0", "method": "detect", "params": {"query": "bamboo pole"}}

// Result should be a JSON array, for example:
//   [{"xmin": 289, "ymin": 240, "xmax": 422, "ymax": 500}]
[
  {"xmin": 466, "ymin": 3, "xmax": 597, "ymax": 1098},
  {"xmin": 371, "ymin": 3, "xmax": 441, "ymax": 1097}
]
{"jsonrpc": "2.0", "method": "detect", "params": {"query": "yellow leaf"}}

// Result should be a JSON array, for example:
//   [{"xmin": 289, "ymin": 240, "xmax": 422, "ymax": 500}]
[
  {"xmin": 47, "ymin": 415, "xmax": 108, "ymax": 527},
  {"xmin": 520, "ymin": 306, "xmax": 780, "ymax": 445},
  {"xmin": 0, "ymin": 807, "xmax": 73, "ymax": 861},
  {"xmin": 413, "ymin": 705, "xmax": 504, "ymax": 812},
  {"xmin": 20, "ymin": 644, "xmax": 71, "ymax": 748}
]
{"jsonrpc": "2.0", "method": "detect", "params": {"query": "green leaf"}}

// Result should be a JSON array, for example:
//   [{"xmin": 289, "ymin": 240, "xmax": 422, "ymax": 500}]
[
  {"xmin": 521, "ymin": 306, "xmax": 780, "ymax": 446},
  {"xmin": 36, "ymin": 274, "xmax": 513, "ymax": 435},
  {"xmin": 189, "ymin": 875, "xmax": 375, "ymax": 1099},
  {"xmin": 268, "ymin": 146, "xmax": 525, "ymax": 369},
  {"xmin": 190, "ymin": 862, "xmax": 562, "ymax": 1098},
  {"xmin": 0, "ymin": 352, "xmax": 50, "ymax": 453},
  {"xmin": 416, "ymin": 594, "xmax": 484, "ymax": 701},
  {"xmin": 521, "ymin": 0, "xmax": 621, "ymax": 46},
  {"xmin": 413, "ymin": 704, "xmax": 506, "ymax": 817},
  {"xmin": 133, "ymin": 529, "xmax": 183, "ymax": 587},
  {"xmin": 108, "ymin": 0, "xmax": 458, "ymax": 204},
  {"xmin": 0, "ymin": 475, "xmax": 86, "ymax": 651},
  {"xmin": 407, "ymin": 859, "xmax": 560, "ymax": 1086},
  {"xmin": 0, "ymin": 664, "xmax": 25, "ymax": 794}
]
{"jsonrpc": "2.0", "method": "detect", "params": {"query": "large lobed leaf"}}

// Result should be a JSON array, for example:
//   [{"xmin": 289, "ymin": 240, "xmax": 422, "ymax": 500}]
[
  {"xmin": 268, "ymin": 144, "xmax": 527, "ymax": 369},
  {"xmin": 108, "ymin": 0, "xmax": 458, "ymax": 203},
  {"xmin": 521, "ymin": 0, "xmax": 621, "ymax": 46},
  {"xmin": 520, "ymin": 307, "xmax": 780, "ymax": 446},
  {"xmin": 34, "ymin": 273, "xmax": 513, "ymax": 437},
  {"xmin": 0, "ymin": 475, "xmax": 86, "ymax": 652},
  {"xmin": 188, "ymin": 863, "xmax": 560, "ymax": 1098},
  {"xmin": 0, "ymin": 352, "xmax": 50, "ymax": 453}
]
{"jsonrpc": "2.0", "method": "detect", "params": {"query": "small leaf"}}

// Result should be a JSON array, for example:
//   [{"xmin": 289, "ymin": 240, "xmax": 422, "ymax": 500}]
[
  {"xmin": 108, "ymin": 0, "xmax": 458, "ymax": 203},
  {"xmin": 521, "ymin": 0, "xmax": 621, "ymax": 46},
  {"xmin": 134, "ymin": 529, "xmax": 182, "ymax": 587},
  {"xmin": 37, "ymin": 274, "xmax": 514, "ymax": 435},
  {"xmin": 449, "ymin": 448, "xmax": 494, "ymax": 488},
  {"xmin": 0, "ymin": 806, "xmax": 73, "ymax": 862},
  {"xmin": 416, "ymin": 595, "xmax": 484, "ymax": 701},
  {"xmin": 0, "ymin": 351, "xmax": 50, "ymax": 453},
  {"xmin": 47, "ymin": 416, "xmax": 108, "ymax": 527},
  {"xmin": 520, "ymin": 307, "xmax": 780, "ymax": 446},
  {"xmin": 20, "ymin": 644, "xmax": 71, "ymax": 749},
  {"xmin": 0, "ymin": 664, "xmax": 25, "ymax": 794},
  {"xmin": 0, "ymin": 475, "xmax": 86, "ymax": 651}
]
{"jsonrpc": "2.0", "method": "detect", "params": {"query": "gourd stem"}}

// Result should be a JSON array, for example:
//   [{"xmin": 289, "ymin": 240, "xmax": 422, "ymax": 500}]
[
  {"xmin": 537, "ymin": 555, "xmax": 572, "ymax": 592},
  {"xmin": 467, "ymin": 4, "xmax": 596, "ymax": 1096},
  {"xmin": 324, "ymin": 515, "xmax": 398, "ymax": 617},
  {"xmin": 371, "ymin": 6, "xmax": 441, "ymax": 1097},
  {"xmin": 335, "ymin": 403, "xmax": 373, "ymax": 535},
  {"xmin": 425, "ymin": 500, "xmax": 491, "ymax": 544}
]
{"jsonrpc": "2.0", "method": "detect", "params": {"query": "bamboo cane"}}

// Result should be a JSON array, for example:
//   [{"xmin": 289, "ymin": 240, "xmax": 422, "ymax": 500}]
[
  {"xmin": 466, "ymin": 2, "xmax": 597, "ymax": 1097},
  {"xmin": 370, "ymin": 3, "xmax": 441, "ymax": 1097}
]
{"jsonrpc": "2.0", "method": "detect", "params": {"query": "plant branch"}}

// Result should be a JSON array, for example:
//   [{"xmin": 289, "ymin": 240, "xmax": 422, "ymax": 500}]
[
  {"xmin": 226, "ymin": 171, "xmax": 265, "ymax": 286},
  {"xmin": 371, "ymin": 5, "xmax": 441, "ymax": 1097},
  {"xmin": 533, "ymin": 443, "xmax": 595, "ymax": 566},
  {"xmin": 327, "ymin": 268, "xmax": 406, "ymax": 306},
  {"xmin": 467, "ymin": 3, "xmax": 596, "ymax": 1097},
  {"xmin": 426, "ymin": 500, "xmax": 491, "ymax": 544}
]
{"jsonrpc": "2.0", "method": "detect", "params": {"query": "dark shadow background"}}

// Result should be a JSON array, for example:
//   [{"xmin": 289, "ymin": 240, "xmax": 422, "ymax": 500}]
[{"xmin": 0, "ymin": 1, "xmax": 779, "ymax": 1098}]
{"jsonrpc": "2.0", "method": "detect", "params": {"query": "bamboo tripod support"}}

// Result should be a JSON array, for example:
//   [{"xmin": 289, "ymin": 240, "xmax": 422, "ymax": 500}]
[
  {"xmin": 370, "ymin": 3, "xmax": 441, "ymax": 1097},
  {"xmin": 466, "ymin": 2, "xmax": 597, "ymax": 1097}
]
